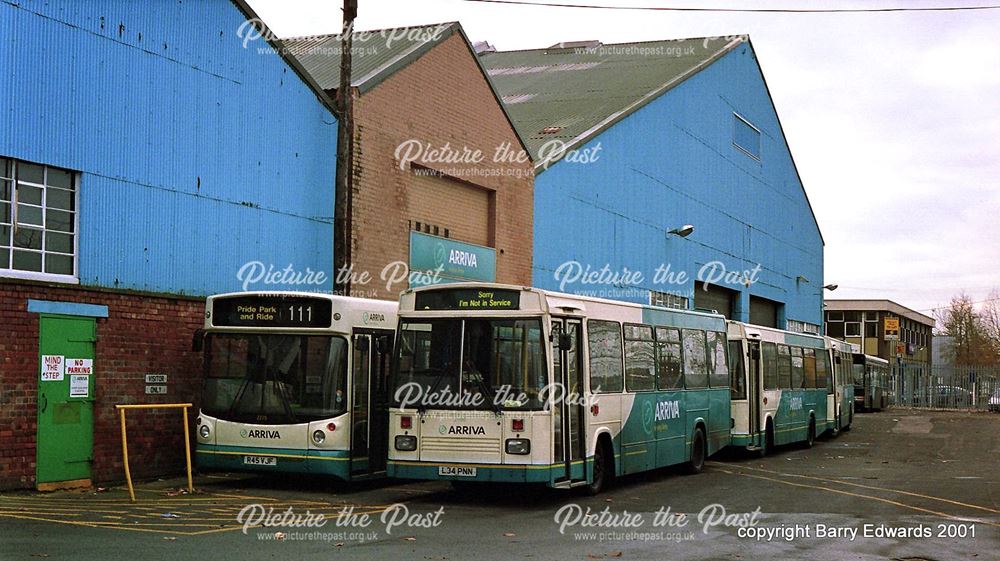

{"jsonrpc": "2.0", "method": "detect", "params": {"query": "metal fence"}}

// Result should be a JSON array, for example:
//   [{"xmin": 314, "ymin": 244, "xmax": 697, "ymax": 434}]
[{"xmin": 890, "ymin": 365, "xmax": 1000, "ymax": 411}]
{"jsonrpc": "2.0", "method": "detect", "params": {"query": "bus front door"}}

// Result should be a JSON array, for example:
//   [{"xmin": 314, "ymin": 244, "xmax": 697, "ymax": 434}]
[
  {"xmin": 351, "ymin": 330, "xmax": 393, "ymax": 477},
  {"xmin": 747, "ymin": 341, "xmax": 762, "ymax": 447},
  {"xmin": 552, "ymin": 318, "xmax": 586, "ymax": 484}
]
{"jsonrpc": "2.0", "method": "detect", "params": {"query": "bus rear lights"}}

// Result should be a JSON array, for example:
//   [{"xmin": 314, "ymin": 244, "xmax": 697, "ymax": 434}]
[
  {"xmin": 401, "ymin": 416, "xmax": 413, "ymax": 429},
  {"xmin": 506, "ymin": 439, "xmax": 530, "ymax": 455},
  {"xmin": 327, "ymin": 422, "xmax": 337, "ymax": 432},
  {"xmin": 511, "ymin": 419, "xmax": 524, "ymax": 432},
  {"xmin": 395, "ymin": 435, "xmax": 417, "ymax": 451},
  {"xmin": 591, "ymin": 404, "xmax": 600, "ymax": 416},
  {"xmin": 311, "ymin": 430, "xmax": 326, "ymax": 445},
  {"xmin": 763, "ymin": 397, "xmax": 768, "ymax": 405},
  {"xmin": 198, "ymin": 425, "xmax": 211, "ymax": 439}
]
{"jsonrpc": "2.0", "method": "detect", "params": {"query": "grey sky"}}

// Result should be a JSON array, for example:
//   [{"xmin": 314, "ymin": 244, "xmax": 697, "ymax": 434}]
[{"xmin": 246, "ymin": 0, "xmax": 1000, "ymax": 318}]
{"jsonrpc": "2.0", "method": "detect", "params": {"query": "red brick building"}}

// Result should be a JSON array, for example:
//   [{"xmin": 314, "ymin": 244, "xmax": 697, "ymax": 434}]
[
  {"xmin": 0, "ymin": 283, "xmax": 204, "ymax": 489},
  {"xmin": 284, "ymin": 23, "xmax": 534, "ymax": 299}
]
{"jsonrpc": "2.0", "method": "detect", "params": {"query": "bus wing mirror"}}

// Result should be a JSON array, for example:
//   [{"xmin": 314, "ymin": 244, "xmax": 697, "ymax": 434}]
[
  {"xmin": 558, "ymin": 333, "xmax": 573, "ymax": 351},
  {"xmin": 376, "ymin": 335, "xmax": 390, "ymax": 354},
  {"xmin": 192, "ymin": 329, "xmax": 205, "ymax": 353},
  {"xmin": 749, "ymin": 348, "xmax": 761, "ymax": 360}
]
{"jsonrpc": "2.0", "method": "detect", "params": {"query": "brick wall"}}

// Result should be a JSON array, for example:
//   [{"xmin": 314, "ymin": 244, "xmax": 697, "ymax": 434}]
[
  {"xmin": 0, "ymin": 279, "xmax": 204, "ymax": 489},
  {"xmin": 348, "ymin": 33, "xmax": 534, "ymax": 300}
]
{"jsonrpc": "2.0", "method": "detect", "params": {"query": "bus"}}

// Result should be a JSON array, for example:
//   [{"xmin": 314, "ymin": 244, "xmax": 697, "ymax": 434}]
[
  {"xmin": 386, "ymin": 283, "xmax": 731, "ymax": 494},
  {"xmin": 852, "ymin": 353, "xmax": 890, "ymax": 411},
  {"xmin": 727, "ymin": 322, "xmax": 832, "ymax": 453},
  {"xmin": 825, "ymin": 337, "xmax": 855, "ymax": 433},
  {"xmin": 194, "ymin": 291, "xmax": 397, "ymax": 480}
]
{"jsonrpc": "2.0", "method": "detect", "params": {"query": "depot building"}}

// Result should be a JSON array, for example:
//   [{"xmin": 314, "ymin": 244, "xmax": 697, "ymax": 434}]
[
  {"xmin": 481, "ymin": 37, "xmax": 826, "ymax": 332},
  {"xmin": 1, "ymin": 7, "xmax": 826, "ymax": 492}
]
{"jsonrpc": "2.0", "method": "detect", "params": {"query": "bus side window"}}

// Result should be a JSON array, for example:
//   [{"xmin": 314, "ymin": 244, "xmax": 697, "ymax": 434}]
[
  {"xmin": 707, "ymin": 331, "xmax": 729, "ymax": 388},
  {"xmin": 624, "ymin": 324, "xmax": 655, "ymax": 392},
  {"xmin": 777, "ymin": 345, "xmax": 792, "ymax": 389},
  {"xmin": 762, "ymin": 342, "xmax": 778, "ymax": 390},
  {"xmin": 803, "ymin": 348, "xmax": 817, "ymax": 388},
  {"xmin": 728, "ymin": 340, "xmax": 746, "ymax": 399},
  {"xmin": 790, "ymin": 347, "xmax": 804, "ymax": 388},
  {"xmin": 587, "ymin": 320, "xmax": 624, "ymax": 393},
  {"xmin": 817, "ymin": 351, "xmax": 832, "ymax": 393},
  {"xmin": 681, "ymin": 329, "xmax": 708, "ymax": 389},
  {"xmin": 655, "ymin": 327, "xmax": 683, "ymax": 390}
]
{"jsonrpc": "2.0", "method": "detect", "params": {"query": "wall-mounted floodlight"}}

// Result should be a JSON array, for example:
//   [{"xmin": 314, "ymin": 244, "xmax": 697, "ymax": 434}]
[
  {"xmin": 667, "ymin": 224, "xmax": 694, "ymax": 238},
  {"xmin": 823, "ymin": 284, "xmax": 839, "ymax": 291}
]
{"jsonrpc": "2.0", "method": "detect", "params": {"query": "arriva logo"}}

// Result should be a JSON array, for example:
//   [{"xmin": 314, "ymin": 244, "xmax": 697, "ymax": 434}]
[
  {"xmin": 441, "ymin": 425, "xmax": 486, "ymax": 436},
  {"xmin": 363, "ymin": 311, "xmax": 386, "ymax": 325},
  {"xmin": 789, "ymin": 397, "xmax": 803, "ymax": 411},
  {"xmin": 449, "ymin": 249, "xmax": 478, "ymax": 268},
  {"xmin": 243, "ymin": 429, "xmax": 281, "ymax": 439},
  {"xmin": 654, "ymin": 400, "xmax": 681, "ymax": 422}
]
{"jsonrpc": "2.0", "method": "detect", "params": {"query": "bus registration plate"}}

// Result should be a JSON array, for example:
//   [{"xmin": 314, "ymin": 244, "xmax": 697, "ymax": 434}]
[
  {"xmin": 439, "ymin": 466, "xmax": 476, "ymax": 477},
  {"xmin": 243, "ymin": 455, "xmax": 277, "ymax": 466}
]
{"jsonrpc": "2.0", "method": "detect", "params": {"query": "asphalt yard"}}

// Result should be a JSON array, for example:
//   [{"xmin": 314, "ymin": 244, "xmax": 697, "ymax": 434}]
[{"xmin": 2, "ymin": 409, "xmax": 997, "ymax": 560}]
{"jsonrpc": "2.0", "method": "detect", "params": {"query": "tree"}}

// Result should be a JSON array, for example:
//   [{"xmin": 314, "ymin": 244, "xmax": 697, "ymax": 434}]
[
  {"xmin": 936, "ymin": 293, "xmax": 999, "ymax": 366},
  {"xmin": 979, "ymin": 289, "xmax": 1000, "ymax": 360}
]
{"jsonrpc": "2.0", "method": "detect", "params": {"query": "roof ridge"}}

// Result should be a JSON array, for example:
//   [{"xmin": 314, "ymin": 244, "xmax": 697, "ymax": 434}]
[
  {"xmin": 280, "ymin": 21, "xmax": 460, "ymax": 43},
  {"xmin": 484, "ymin": 34, "xmax": 748, "ymax": 55}
]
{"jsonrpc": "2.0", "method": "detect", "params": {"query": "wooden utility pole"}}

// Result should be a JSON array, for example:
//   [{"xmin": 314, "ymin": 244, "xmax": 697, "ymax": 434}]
[{"xmin": 333, "ymin": 0, "xmax": 357, "ymax": 295}]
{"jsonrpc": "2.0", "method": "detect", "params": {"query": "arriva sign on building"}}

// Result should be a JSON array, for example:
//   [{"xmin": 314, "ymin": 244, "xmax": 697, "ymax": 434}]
[
  {"xmin": 449, "ymin": 249, "xmax": 478, "ymax": 268},
  {"xmin": 409, "ymin": 231, "xmax": 497, "ymax": 286}
]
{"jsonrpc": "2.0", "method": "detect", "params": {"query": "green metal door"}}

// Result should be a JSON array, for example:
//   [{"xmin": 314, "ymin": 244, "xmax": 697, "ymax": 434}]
[{"xmin": 36, "ymin": 315, "xmax": 96, "ymax": 486}]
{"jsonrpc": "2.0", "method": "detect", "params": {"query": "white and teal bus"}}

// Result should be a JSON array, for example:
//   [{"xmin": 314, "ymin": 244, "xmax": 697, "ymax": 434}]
[
  {"xmin": 386, "ymin": 283, "xmax": 731, "ymax": 493},
  {"xmin": 194, "ymin": 292, "xmax": 397, "ymax": 480},
  {"xmin": 853, "ymin": 353, "xmax": 890, "ymax": 412},
  {"xmin": 727, "ymin": 322, "xmax": 835, "ymax": 453},
  {"xmin": 826, "ymin": 337, "xmax": 856, "ymax": 432}
]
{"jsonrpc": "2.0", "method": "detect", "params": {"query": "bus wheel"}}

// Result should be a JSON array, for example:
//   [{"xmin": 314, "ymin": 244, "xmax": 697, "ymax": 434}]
[
  {"xmin": 585, "ymin": 440, "xmax": 613, "ymax": 495},
  {"xmin": 804, "ymin": 417, "xmax": 815, "ymax": 448},
  {"xmin": 683, "ymin": 427, "xmax": 706, "ymax": 475}
]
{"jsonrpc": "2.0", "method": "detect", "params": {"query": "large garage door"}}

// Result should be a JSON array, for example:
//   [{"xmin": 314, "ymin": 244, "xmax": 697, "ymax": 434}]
[
  {"xmin": 749, "ymin": 296, "xmax": 779, "ymax": 328},
  {"xmin": 694, "ymin": 281, "xmax": 736, "ymax": 319},
  {"xmin": 409, "ymin": 173, "xmax": 491, "ymax": 246}
]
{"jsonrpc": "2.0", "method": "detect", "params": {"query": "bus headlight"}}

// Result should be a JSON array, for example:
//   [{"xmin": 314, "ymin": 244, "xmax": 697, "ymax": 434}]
[
  {"xmin": 505, "ymin": 438, "xmax": 530, "ymax": 455},
  {"xmin": 199, "ymin": 425, "xmax": 211, "ymax": 439},
  {"xmin": 311, "ymin": 430, "xmax": 326, "ymax": 445},
  {"xmin": 395, "ymin": 435, "xmax": 417, "ymax": 451}
]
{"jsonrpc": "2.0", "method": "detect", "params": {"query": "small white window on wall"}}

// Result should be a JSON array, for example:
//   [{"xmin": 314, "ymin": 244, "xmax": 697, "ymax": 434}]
[
  {"xmin": 649, "ymin": 289, "xmax": 689, "ymax": 310},
  {"xmin": 733, "ymin": 113, "xmax": 761, "ymax": 160},
  {"xmin": 0, "ymin": 157, "xmax": 77, "ymax": 280}
]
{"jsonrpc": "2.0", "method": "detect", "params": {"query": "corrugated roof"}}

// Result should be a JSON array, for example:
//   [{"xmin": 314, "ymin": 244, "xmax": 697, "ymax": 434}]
[
  {"xmin": 280, "ymin": 22, "xmax": 460, "ymax": 93},
  {"xmin": 480, "ymin": 38, "xmax": 742, "ymax": 167}
]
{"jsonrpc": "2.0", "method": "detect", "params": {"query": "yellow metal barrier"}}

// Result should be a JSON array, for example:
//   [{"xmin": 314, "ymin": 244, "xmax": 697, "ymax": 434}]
[{"xmin": 115, "ymin": 403, "xmax": 194, "ymax": 502}]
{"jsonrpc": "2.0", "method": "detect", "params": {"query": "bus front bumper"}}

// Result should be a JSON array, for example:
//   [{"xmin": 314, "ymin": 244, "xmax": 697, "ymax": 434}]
[{"xmin": 196, "ymin": 444, "xmax": 352, "ymax": 479}]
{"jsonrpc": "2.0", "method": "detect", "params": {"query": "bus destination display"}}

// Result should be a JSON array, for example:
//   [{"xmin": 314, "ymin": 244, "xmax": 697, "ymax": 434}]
[
  {"xmin": 212, "ymin": 295, "xmax": 333, "ymax": 328},
  {"xmin": 415, "ymin": 288, "xmax": 520, "ymax": 311}
]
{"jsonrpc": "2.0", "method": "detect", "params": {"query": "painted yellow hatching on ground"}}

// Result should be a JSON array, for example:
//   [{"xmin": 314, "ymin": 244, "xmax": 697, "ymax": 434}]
[{"xmin": 0, "ymin": 488, "xmax": 391, "ymax": 536}]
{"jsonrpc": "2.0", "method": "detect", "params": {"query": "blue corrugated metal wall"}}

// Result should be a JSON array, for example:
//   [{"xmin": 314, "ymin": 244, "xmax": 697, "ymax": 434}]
[
  {"xmin": 0, "ymin": 0, "xmax": 337, "ymax": 295},
  {"xmin": 532, "ymin": 43, "xmax": 824, "ymax": 326}
]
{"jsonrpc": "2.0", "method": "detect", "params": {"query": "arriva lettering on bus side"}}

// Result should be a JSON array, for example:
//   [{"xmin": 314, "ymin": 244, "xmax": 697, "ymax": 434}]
[{"xmin": 655, "ymin": 400, "xmax": 681, "ymax": 422}]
